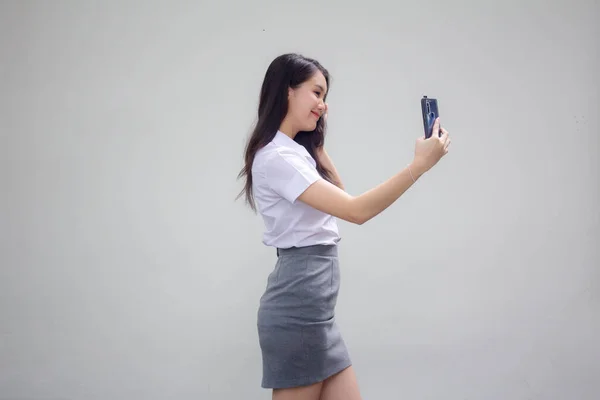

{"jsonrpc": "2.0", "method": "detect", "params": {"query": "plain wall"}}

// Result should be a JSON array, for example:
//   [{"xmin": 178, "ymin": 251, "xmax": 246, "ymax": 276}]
[{"xmin": 1, "ymin": 1, "xmax": 598, "ymax": 399}]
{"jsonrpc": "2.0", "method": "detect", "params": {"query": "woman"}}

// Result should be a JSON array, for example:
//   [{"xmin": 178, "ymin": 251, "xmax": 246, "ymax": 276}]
[{"xmin": 237, "ymin": 53, "xmax": 450, "ymax": 399}]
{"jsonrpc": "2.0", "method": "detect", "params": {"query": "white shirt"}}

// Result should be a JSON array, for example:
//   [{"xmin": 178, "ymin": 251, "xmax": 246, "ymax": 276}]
[{"xmin": 251, "ymin": 131, "xmax": 341, "ymax": 249}]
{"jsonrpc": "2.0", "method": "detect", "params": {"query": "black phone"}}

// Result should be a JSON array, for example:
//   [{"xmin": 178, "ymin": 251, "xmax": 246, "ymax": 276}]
[{"xmin": 421, "ymin": 95, "xmax": 441, "ymax": 138}]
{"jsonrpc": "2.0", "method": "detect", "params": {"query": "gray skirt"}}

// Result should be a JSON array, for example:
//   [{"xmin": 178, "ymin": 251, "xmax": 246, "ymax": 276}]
[{"xmin": 257, "ymin": 244, "xmax": 352, "ymax": 389}]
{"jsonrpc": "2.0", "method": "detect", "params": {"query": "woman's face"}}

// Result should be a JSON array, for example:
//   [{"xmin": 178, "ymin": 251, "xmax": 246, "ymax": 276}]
[{"xmin": 287, "ymin": 71, "xmax": 327, "ymax": 132}]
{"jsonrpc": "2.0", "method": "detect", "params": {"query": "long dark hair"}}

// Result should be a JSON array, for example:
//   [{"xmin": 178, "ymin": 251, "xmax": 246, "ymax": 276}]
[{"xmin": 236, "ymin": 53, "xmax": 334, "ymax": 211}]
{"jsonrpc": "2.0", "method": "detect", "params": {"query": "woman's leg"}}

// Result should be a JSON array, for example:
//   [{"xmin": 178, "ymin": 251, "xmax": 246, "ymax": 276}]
[
  {"xmin": 272, "ymin": 381, "xmax": 324, "ymax": 400},
  {"xmin": 319, "ymin": 366, "xmax": 362, "ymax": 400}
]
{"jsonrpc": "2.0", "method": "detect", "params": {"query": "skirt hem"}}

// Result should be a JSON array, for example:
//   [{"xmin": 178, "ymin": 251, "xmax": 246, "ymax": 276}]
[{"xmin": 261, "ymin": 359, "xmax": 352, "ymax": 389}]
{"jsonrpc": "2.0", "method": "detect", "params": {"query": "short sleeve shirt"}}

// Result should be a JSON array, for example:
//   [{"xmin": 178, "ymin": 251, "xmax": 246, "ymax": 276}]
[{"xmin": 251, "ymin": 131, "xmax": 341, "ymax": 249}]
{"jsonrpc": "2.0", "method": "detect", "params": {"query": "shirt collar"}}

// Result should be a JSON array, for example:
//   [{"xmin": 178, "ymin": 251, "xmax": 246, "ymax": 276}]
[{"xmin": 272, "ymin": 130, "xmax": 313, "ymax": 160}]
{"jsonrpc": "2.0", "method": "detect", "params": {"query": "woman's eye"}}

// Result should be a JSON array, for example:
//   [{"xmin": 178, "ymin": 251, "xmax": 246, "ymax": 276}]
[{"xmin": 314, "ymin": 91, "xmax": 321, "ymax": 97}]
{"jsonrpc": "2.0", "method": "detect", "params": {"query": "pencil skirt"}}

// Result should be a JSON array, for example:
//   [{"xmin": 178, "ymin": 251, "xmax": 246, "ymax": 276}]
[{"xmin": 256, "ymin": 244, "xmax": 352, "ymax": 389}]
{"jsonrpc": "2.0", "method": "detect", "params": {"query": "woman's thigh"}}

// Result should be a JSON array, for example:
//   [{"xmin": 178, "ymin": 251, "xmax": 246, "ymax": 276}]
[
  {"xmin": 319, "ymin": 366, "xmax": 362, "ymax": 400},
  {"xmin": 272, "ymin": 381, "xmax": 324, "ymax": 400}
]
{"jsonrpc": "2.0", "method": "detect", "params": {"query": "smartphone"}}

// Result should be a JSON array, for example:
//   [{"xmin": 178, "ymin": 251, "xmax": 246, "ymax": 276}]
[{"xmin": 421, "ymin": 95, "xmax": 441, "ymax": 138}]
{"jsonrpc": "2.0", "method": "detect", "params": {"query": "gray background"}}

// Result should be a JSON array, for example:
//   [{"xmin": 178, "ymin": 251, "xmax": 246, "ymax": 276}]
[{"xmin": 1, "ymin": 1, "xmax": 598, "ymax": 399}]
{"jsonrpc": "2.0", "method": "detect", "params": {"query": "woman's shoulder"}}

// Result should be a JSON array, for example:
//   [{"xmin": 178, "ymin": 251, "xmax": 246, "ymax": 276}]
[{"xmin": 252, "ymin": 143, "xmax": 305, "ymax": 174}]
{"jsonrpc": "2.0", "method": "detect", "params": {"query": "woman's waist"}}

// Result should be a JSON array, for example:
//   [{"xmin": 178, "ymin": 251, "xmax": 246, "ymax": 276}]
[{"xmin": 276, "ymin": 243, "xmax": 338, "ymax": 258}]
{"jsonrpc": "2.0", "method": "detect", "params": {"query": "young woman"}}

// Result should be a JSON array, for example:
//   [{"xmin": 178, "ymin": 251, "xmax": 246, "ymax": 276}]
[{"xmin": 237, "ymin": 53, "xmax": 450, "ymax": 400}]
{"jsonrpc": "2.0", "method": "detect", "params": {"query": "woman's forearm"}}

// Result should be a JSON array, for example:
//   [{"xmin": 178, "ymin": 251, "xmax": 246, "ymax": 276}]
[
  {"xmin": 350, "ymin": 161, "xmax": 425, "ymax": 224},
  {"xmin": 298, "ymin": 160, "xmax": 426, "ymax": 225}
]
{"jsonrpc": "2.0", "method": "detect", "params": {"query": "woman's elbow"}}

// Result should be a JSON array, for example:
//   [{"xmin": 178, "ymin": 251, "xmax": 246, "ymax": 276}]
[
  {"xmin": 350, "ymin": 216, "xmax": 367, "ymax": 225},
  {"xmin": 346, "ymin": 207, "xmax": 368, "ymax": 225}
]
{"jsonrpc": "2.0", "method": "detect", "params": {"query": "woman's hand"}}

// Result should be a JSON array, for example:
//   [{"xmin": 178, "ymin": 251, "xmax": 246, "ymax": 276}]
[{"xmin": 411, "ymin": 117, "xmax": 451, "ymax": 176}]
